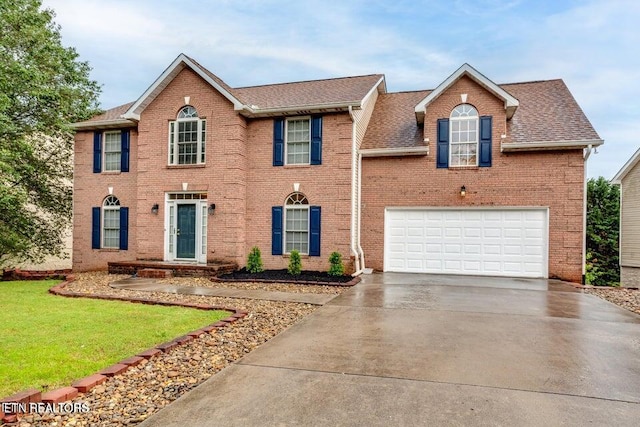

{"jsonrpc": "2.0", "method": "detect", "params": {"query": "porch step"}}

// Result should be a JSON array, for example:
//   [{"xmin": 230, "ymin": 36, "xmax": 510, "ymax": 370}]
[
  {"xmin": 108, "ymin": 260, "xmax": 238, "ymax": 278},
  {"xmin": 138, "ymin": 268, "xmax": 173, "ymax": 279}
]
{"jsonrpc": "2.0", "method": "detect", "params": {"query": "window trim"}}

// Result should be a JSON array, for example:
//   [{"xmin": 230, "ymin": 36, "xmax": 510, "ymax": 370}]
[
  {"xmin": 101, "ymin": 195, "xmax": 120, "ymax": 249},
  {"xmin": 168, "ymin": 106, "xmax": 206, "ymax": 166},
  {"xmin": 102, "ymin": 130, "xmax": 122, "ymax": 172},
  {"xmin": 449, "ymin": 104, "xmax": 479, "ymax": 168},
  {"xmin": 284, "ymin": 116, "xmax": 311, "ymax": 166}
]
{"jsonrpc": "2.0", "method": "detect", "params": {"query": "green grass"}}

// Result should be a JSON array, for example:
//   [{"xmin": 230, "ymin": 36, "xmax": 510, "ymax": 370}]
[{"xmin": 0, "ymin": 280, "xmax": 228, "ymax": 396}]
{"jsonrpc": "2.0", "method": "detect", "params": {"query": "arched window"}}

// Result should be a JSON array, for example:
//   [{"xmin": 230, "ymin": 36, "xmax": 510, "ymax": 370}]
[
  {"xmin": 285, "ymin": 192, "xmax": 309, "ymax": 254},
  {"xmin": 102, "ymin": 195, "xmax": 121, "ymax": 249},
  {"xmin": 450, "ymin": 104, "xmax": 478, "ymax": 167},
  {"xmin": 169, "ymin": 105, "xmax": 206, "ymax": 165}
]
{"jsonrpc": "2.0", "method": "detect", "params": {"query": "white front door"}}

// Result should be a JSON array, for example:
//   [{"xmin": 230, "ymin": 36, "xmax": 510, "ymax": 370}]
[
  {"xmin": 384, "ymin": 208, "xmax": 548, "ymax": 278},
  {"xmin": 165, "ymin": 194, "xmax": 207, "ymax": 263}
]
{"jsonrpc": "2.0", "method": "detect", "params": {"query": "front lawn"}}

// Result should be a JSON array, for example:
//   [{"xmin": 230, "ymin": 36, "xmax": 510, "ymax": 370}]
[{"xmin": 0, "ymin": 280, "xmax": 228, "ymax": 397}]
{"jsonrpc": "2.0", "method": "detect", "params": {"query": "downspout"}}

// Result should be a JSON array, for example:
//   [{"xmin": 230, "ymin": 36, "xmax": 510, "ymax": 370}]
[
  {"xmin": 348, "ymin": 106, "xmax": 363, "ymax": 275},
  {"xmin": 582, "ymin": 144, "xmax": 593, "ymax": 284},
  {"xmin": 357, "ymin": 151, "xmax": 366, "ymax": 271}
]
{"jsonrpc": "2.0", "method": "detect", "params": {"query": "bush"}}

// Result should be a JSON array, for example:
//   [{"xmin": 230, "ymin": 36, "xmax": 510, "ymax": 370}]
[
  {"xmin": 288, "ymin": 250, "xmax": 302, "ymax": 275},
  {"xmin": 246, "ymin": 246, "xmax": 263, "ymax": 273},
  {"xmin": 328, "ymin": 251, "xmax": 344, "ymax": 276}
]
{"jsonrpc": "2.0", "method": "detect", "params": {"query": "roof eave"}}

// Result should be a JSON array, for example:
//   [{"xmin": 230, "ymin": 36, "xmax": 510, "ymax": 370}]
[
  {"xmin": 612, "ymin": 146, "xmax": 640, "ymax": 184},
  {"xmin": 360, "ymin": 146, "xmax": 429, "ymax": 157},
  {"xmin": 238, "ymin": 101, "xmax": 362, "ymax": 118},
  {"xmin": 71, "ymin": 118, "xmax": 137, "ymax": 130},
  {"xmin": 501, "ymin": 139, "xmax": 604, "ymax": 152}
]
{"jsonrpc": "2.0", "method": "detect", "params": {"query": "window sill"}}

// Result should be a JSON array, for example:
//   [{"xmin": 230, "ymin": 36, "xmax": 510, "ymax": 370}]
[
  {"xmin": 96, "ymin": 248, "xmax": 123, "ymax": 252},
  {"xmin": 101, "ymin": 171, "xmax": 122, "ymax": 175},
  {"xmin": 282, "ymin": 253, "xmax": 310, "ymax": 259},
  {"xmin": 448, "ymin": 166, "xmax": 480, "ymax": 170},
  {"xmin": 283, "ymin": 164, "xmax": 312, "ymax": 169},
  {"xmin": 167, "ymin": 164, "xmax": 206, "ymax": 169}
]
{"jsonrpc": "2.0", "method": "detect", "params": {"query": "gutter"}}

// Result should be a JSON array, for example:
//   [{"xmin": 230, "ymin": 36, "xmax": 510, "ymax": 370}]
[
  {"xmin": 239, "ymin": 101, "xmax": 362, "ymax": 118},
  {"xmin": 360, "ymin": 146, "xmax": 429, "ymax": 157},
  {"xmin": 582, "ymin": 144, "xmax": 593, "ymax": 284},
  {"xmin": 71, "ymin": 118, "xmax": 137, "ymax": 130},
  {"xmin": 501, "ymin": 139, "xmax": 604, "ymax": 152}
]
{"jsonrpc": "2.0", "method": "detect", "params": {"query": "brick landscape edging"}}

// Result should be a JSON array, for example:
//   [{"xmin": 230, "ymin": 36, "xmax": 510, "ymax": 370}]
[
  {"xmin": 211, "ymin": 275, "xmax": 361, "ymax": 287},
  {"xmin": 1, "ymin": 277, "xmax": 246, "ymax": 423}
]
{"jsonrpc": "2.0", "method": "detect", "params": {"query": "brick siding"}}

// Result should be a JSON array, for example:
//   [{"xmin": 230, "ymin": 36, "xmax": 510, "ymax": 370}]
[{"xmin": 360, "ymin": 76, "xmax": 584, "ymax": 282}]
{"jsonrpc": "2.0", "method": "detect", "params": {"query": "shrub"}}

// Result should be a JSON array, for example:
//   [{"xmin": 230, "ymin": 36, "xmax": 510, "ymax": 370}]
[
  {"xmin": 328, "ymin": 251, "xmax": 344, "ymax": 276},
  {"xmin": 288, "ymin": 250, "xmax": 302, "ymax": 275},
  {"xmin": 246, "ymin": 246, "xmax": 264, "ymax": 273}
]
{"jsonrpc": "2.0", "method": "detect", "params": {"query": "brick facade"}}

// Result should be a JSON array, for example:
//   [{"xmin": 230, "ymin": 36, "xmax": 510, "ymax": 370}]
[
  {"xmin": 73, "ymin": 68, "xmax": 355, "ymax": 272},
  {"xmin": 73, "ymin": 59, "xmax": 595, "ymax": 282},
  {"xmin": 360, "ymin": 76, "xmax": 585, "ymax": 282}
]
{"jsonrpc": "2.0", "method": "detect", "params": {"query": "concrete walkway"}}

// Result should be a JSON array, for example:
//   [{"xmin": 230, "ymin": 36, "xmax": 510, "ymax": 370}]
[
  {"xmin": 110, "ymin": 277, "xmax": 337, "ymax": 305},
  {"xmin": 140, "ymin": 273, "xmax": 640, "ymax": 426}
]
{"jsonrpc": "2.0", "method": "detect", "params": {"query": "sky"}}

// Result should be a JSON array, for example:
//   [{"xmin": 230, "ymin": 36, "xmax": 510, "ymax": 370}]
[{"xmin": 43, "ymin": 0, "xmax": 640, "ymax": 179}]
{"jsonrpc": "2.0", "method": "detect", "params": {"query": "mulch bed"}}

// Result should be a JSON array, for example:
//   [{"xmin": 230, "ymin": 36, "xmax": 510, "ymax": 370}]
[{"xmin": 217, "ymin": 268, "xmax": 358, "ymax": 285}]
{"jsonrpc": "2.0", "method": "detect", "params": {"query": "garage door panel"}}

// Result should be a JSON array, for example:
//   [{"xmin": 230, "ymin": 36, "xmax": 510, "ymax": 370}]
[{"xmin": 385, "ymin": 208, "xmax": 547, "ymax": 278}]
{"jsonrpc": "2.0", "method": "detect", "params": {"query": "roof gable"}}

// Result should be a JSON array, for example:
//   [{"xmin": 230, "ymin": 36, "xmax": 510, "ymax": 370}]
[
  {"xmin": 122, "ymin": 54, "xmax": 244, "ymax": 121},
  {"xmin": 612, "ymin": 147, "xmax": 640, "ymax": 184},
  {"xmin": 414, "ymin": 63, "xmax": 519, "ymax": 124}
]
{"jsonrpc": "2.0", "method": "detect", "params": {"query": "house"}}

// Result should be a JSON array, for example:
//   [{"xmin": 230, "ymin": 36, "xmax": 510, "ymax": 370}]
[
  {"xmin": 612, "ymin": 148, "xmax": 640, "ymax": 287},
  {"xmin": 71, "ymin": 54, "xmax": 602, "ymax": 282}
]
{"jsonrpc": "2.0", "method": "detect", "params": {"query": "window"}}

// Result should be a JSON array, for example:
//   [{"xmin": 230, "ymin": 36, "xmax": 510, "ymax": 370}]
[
  {"xmin": 103, "ymin": 131, "xmax": 121, "ymax": 171},
  {"xmin": 102, "ymin": 195, "xmax": 121, "ymax": 249},
  {"xmin": 285, "ymin": 193, "xmax": 309, "ymax": 253},
  {"xmin": 169, "ymin": 106, "xmax": 206, "ymax": 165},
  {"xmin": 272, "ymin": 195, "xmax": 321, "ymax": 256},
  {"xmin": 273, "ymin": 116, "xmax": 322, "ymax": 166},
  {"xmin": 450, "ymin": 104, "xmax": 478, "ymax": 167},
  {"xmin": 93, "ymin": 130, "xmax": 129, "ymax": 173},
  {"xmin": 92, "ymin": 196, "xmax": 128, "ymax": 250},
  {"xmin": 286, "ymin": 118, "xmax": 310, "ymax": 165}
]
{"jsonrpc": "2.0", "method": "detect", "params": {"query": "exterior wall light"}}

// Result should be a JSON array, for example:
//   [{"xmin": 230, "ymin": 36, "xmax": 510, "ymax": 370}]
[
  {"xmin": 208, "ymin": 203, "xmax": 216, "ymax": 215},
  {"xmin": 151, "ymin": 203, "xmax": 159, "ymax": 214},
  {"xmin": 460, "ymin": 185, "xmax": 466, "ymax": 197}
]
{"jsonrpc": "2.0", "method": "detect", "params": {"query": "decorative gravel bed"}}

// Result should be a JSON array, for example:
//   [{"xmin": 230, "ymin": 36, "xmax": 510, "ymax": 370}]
[
  {"xmin": 584, "ymin": 287, "xmax": 640, "ymax": 315},
  {"xmin": 156, "ymin": 276, "xmax": 345, "ymax": 294},
  {"xmin": 10, "ymin": 272, "xmax": 339, "ymax": 426}
]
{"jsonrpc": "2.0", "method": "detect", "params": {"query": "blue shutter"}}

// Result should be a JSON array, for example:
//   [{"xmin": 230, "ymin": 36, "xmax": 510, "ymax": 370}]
[
  {"xmin": 91, "ymin": 207, "xmax": 100, "ymax": 249},
  {"xmin": 120, "ymin": 130, "xmax": 130, "ymax": 172},
  {"xmin": 93, "ymin": 132, "xmax": 102, "ymax": 173},
  {"xmin": 272, "ymin": 206, "xmax": 283, "ymax": 255},
  {"xmin": 119, "ymin": 207, "xmax": 129, "ymax": 250},
  {"xmin": 479, "ymin": 116, "xmax": 492, "ymax": 167},
  {"xmin": 310, "ymin": 116, "xmax": 322, "ymax": 165},
  {"xmin": 436, "ymin": 119, "xmax": 449, "ymax": 168},
  {"xmin": 309, "ymin": 206, "xmax": 321, "ymax": 257},
  {"xmin": 273, "ymin": 119, "xmax": 284, "ymax": 166}
]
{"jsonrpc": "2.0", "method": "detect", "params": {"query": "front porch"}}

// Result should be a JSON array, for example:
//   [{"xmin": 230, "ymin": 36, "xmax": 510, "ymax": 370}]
[{"xmin": 108, "ymin": 260, "xmax": 238, "ymax": 278}]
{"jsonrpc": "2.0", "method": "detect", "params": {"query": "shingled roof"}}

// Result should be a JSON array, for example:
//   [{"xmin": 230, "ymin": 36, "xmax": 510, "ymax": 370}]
[
  {"xmin": 361, "ymin": 79, "xmax": 602, "ymax": 151},
  {"xmin": 73, "ymin": 54, "xmax": 384, "ymax": 129},
  {"xmin": 234, "ymin": 75, "xmax": 383, "ymax": 110},
  {"xmin": 501, "ymin": 79, "xmax": 601, "ymax": 147},
  {"xmin": 360, "ymin": 91, "xmax": 430, "ymax": 151}
]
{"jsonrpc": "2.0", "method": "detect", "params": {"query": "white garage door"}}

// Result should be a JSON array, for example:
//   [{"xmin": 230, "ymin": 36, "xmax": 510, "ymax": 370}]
[{"xmin": 384, "ymin": 208, "xmax": 548, "ymax": 278}]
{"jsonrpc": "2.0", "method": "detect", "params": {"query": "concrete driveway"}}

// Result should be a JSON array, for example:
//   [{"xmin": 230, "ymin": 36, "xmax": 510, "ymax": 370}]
[{"xmin": 141, "ymin": 273, "xmax": 640, "ymax": 426}]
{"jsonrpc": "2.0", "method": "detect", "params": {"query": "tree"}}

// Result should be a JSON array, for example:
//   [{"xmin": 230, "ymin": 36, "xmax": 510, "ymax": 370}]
[
  {"xmin": 586, "ymin": 177, "xmax": 620, "ymax": 286},
  {"xmin": 0, "ymin": 0, "xmax": 101, "ymax": 268}
]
